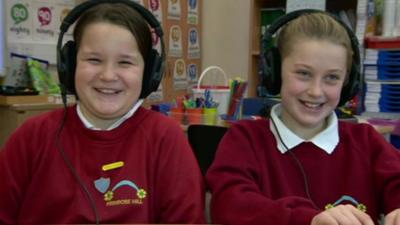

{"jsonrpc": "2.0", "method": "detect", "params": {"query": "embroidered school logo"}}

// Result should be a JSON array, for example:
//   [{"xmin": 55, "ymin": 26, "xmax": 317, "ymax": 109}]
[
  {"xmin": 325, "ymin": 195, "xmax": 367, "ymax": 212},
  {"xmin": 94, "ymin": 177, "xmax": 147, "ymax": 206}
]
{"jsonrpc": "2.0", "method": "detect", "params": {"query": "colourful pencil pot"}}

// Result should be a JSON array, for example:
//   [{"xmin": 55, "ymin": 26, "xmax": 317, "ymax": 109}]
[
  {"xmin": 186, "ymin": 108, "xmax": 203, "ymax": 125},
  {"xmin": 169, "ymin": 107, "xmax": 185, "ymax": 124},
  {"xmin": 203, "ymin": 107, "xmax": 218, "ymax": 125}
]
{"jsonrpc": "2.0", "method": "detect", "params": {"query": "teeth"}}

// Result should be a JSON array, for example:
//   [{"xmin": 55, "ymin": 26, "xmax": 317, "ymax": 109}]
[
  {"xmin": 97, "ymin": 88, "xmax": 118, "ymax": 94},
  {"xmin": 303, "ymin": 102, "xmax": 321, "ymax": 108}
]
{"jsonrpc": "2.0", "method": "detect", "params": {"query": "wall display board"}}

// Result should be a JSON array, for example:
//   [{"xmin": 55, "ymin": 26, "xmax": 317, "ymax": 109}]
[
  {"xmin": 3, "ymin": 0, "xmax": 202, "ymax": 103},
  {"xmin": 4, "ymin": 0, "xmax": 75, "ymax": 65},
  {"xmin": 147, "ymin": 0, "xmax": 202, "ymax": 103}
]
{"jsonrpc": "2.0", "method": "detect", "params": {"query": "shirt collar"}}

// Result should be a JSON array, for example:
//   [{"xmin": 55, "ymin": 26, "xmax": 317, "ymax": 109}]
[
  {"xmin": 269, "ymin": 104, "xmax": 339, "ymax": 154},
  {"xmin": 77, "ymin": 99, "xmax": 144, "ymax": 131}
]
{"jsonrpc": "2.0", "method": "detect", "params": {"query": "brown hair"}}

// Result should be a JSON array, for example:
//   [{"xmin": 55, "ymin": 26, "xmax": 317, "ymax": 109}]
[
  {"xmin": 277, "ymin": 12, "xmax": 353, "ymax": 76},
  {"xmin": 73, "ymin": 3, "xmax": 152, "ymax": 62}
]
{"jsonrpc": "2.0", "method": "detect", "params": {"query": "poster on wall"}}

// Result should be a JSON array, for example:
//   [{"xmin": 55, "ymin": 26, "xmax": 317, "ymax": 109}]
[
  {"xmin": 151, "ymin": 29, "xmax": 162, "ymax": 54},
  {"xmin": 147, "ymin": 85, "xmax": 164, "ymax": 102},
  {"xmin": 286, "ymin": 0, "xmax": 325, "ymax": 13},
  {"xmin": 32, "ymin": 1, "xmax": 57, "ymax": 41},
  {"xmin": 168, "ymin": 25, "xmax": 183, "ymax": 57},
  {"xmin": 187, "ymin": 0, "xmax": 198, "ymax": 24},
  {"xmin": 6, "ymin": 0, "xmax": 32, "ymax": 41},
  {"xmin": 173, "ymin": 59, "xmax": 187, "ymax": 90},
  {"xmin": 56, "ymin": 3, "xmax": 74, "ymax": 38},
  {"xmin": 187, "ymin": 62, "xmax": 198, "ymax": 84},
  {"xmin": 148, "ymin": 0, "xmax": 163, "ymax": 24},
  {"xmin": 5, "ymin": 0, "xmax": 74, "ymax": 64},
  {"xmin": 187, "ymin": 27, "xmax": 200, "ymax": 59},
  {"xmin": 167, "ymin": 0, "xmax": 181, "ymax": 20}
]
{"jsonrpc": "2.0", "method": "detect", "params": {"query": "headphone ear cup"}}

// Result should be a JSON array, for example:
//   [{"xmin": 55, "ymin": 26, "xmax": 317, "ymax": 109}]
[
  {"xmin": 140, "ymin": 49, "xmax": 163, "ymax": 98},
  {"xmin": 338, "ymin": 62, "xmax": 360, "ymax": 106},
  {"xmin": 264, "ymin": 47, "xmax": 282, "ymax": 96},
  {"xmin": 59, "ymin": 40, "xmax": 77, "ymax": 94}
]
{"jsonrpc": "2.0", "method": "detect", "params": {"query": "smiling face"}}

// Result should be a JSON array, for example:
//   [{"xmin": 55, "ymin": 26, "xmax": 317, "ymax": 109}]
[
  {"xmin": 280, "ymin": 39, "xmax": 347, "ymax": 137},
  {"xmin": 75, "ymin": 22, "xmax": 145, "ymax": 127}
]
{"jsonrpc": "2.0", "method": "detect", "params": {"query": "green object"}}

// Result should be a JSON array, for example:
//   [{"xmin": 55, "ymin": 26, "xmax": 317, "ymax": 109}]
[
  {"xmin": 203, "ymin": 107, "xmax": 218, "ymax": 125},
  {"xmin": 27, "ymin": 58, "xmax": 60, "ymax": 95},
  {"xmin": 260, "ymin": 8, "xmax": 285, "ymax": 48}
]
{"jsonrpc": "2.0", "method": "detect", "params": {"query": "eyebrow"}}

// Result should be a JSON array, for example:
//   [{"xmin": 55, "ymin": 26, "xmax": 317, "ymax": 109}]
[{"xmin": 293, "ymin": 64, "xmax": 345, "ymax": 73}]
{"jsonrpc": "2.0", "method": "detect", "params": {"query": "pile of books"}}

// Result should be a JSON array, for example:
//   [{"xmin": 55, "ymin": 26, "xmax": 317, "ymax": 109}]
[{"xmin": 363, "ymin": 49, "xmax": 400, "ymax": 113}]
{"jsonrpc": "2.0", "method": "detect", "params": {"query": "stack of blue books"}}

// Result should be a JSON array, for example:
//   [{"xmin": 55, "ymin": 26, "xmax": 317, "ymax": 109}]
[{"xmin": 363, "ymin": 49, "xmax": 400, "ymax": 113}]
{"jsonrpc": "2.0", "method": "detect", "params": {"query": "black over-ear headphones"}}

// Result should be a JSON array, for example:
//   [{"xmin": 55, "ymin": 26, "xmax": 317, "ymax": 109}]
[
  {"xmin": 261, "ymin": 9, "xmax": 360, "ymax": 107},
  {"xmin": 57, "ymin": 0, "xmax": 165, "ymax": 99}
]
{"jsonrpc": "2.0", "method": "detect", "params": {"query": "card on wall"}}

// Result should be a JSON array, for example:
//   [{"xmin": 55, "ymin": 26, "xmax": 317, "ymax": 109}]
[
  {"xmin": 168, "ymin": 0, "xmax": 181, "ymax": 21},
  {"xmin": 187, "ymin": 62, "xmax": 198, "ymax": 83},
  {"xmin": 148, "ymin": 0, "xmax": 163, "ymax": 24},
  {"xmin": 168, "ymin": 25, "xmax": 183, "ymax": 57},
  {"xmin": 147, "ymin": 83, "xmax": 164, "ymax": 102},
  {"xmin": 5, "ymin": 0, "xmax": 74, "ymax": 64},
  {"xmin": 6, "ymin": 0, "xmax": 32, "ymax": 41},
  {"xmin": 187, "ymin": 27, "xmax": 200, "ymax": 59},
  {"xmin": 187, "ymin": 0, "xmax": 199, "ymax": 25},
  {"xmin": 173, "ymin": 58, "xmax": 187, "ymax": 90},
  {"xmin": 32, "ymin": 2, "xmax": 57, "ymax": 42}
]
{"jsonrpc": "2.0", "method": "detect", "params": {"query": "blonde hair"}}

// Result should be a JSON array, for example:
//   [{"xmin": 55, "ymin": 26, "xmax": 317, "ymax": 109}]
[{"xmin": 277, "ymin": 12, "xmax": 353, "ymax": 76}]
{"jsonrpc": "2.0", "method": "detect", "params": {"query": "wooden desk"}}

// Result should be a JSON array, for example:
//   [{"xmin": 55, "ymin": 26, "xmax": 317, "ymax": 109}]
[
  {"xmin": 355, "ymin": 116, "xmax": 395, "ymax": 133},
  {"xmin": 0, "ymin": 103, "xmax": 65, "ymax": 148},
  {"xmin": 0, "ymin": 95, "xmax": 74, "ymax": 148}
]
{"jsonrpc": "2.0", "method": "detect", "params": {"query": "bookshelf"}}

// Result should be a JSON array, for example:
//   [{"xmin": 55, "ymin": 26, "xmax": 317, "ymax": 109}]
[{"xmin": 248, "ymin": 0, "xmax": 359, "ymax": 97}]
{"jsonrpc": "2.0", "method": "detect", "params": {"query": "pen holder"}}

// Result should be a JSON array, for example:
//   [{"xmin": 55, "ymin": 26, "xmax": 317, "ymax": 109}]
[
  {"xmin": 203, "ymin": 107, "xmax": 218, "ymax": 125},
  {"xmin": 186, "ymin": 108, "xmax": 203, "ymax": 125},
  {"xmin": 169, "ymin": 107, "xmax": 185, "ymax": 124},
  {"xmin": 192, "ymin": 66, "xmax": 230, "ymax": 115}
]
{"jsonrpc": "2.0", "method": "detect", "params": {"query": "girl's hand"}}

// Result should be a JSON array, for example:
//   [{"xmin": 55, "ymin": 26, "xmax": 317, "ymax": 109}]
[
  {"xmin": 311, "ymin": 204, "xmax": 374, "ymax": 225},
  {"xmin": 385, "ymin": 208, "xmax": 400, "ymax": 225}
]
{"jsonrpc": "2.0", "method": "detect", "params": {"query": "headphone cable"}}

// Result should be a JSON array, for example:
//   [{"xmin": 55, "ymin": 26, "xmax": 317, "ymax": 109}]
[
  {"xmin": 270, "ymin": 116, "xmax": 320, "ymax": 210},
  {"xmin": 55, "ymin": 94, "xmax": 100, "ymax": 225}
]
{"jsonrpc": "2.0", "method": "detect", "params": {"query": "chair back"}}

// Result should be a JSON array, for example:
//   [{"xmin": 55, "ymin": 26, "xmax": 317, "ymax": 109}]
[{"xmin": 187, "ymin": 124, "xmax": 228, "ymax": 176}]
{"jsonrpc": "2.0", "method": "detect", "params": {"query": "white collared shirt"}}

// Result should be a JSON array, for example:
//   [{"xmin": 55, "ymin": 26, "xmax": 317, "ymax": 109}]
[
  {"xmin": 269, "ymin": 104, "xmax": 339, "ymax": 154},
  {"xmin": 77, "ymin": 99, "xmax": 144, "ymax": 131}
]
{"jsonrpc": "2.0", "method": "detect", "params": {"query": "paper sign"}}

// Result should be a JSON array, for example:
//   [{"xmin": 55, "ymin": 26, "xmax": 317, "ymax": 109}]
[
  {"xmin": 168, "ymin": 25, "xmax": 183, "ymax": 57},
  {"xmin": 148, "ymin": 0, "xmax": 163, "ymax": 24},
  {"xmin": 187, "ymin": 0, "xmax": 198, "ymax": 24},
  {"xmin": 6, "ymin": 0, "xmax": 32, "ymax": 41},
  {"xmin": 32, "ymin": 2, "xmax": 57, "ymax": 41},
  {"xmin": 286, "ymin": 0, "xmax": 325, "ymax": 13},
  {"xmin": 173, "ymin": 59, "xmax": 187, "ymax": 90},
  {"xmin": 188, "ymin": 27, "xmax": 200, "ymax": 59},
  {"xmin": 168, "ymin": 0, "xmax": 181, "ymax": 20}
]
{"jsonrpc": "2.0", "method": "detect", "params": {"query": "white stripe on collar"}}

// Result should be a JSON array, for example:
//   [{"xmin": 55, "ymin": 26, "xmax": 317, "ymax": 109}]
[
  {"xmin": 269, "ymin": 104, "xmax": 339, "ymax": 154},
  {"xmin": 77, "ymin": 99, "xmax": 144, "ymax": 131}
]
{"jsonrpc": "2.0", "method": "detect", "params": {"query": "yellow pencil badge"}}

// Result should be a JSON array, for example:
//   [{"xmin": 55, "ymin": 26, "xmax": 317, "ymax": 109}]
[{"xmin": 102, "ymin": 161, "xmax": 124, "ymax": 171}]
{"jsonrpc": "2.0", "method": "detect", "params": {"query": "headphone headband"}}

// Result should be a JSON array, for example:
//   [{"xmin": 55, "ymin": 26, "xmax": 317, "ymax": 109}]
[
  {"xmin": 262, "ymin": 9, "xmax": 360, "ymax": 67},
  {"xmin": 60, "ymin": 0, "xmax": 161, "ymax": 33},
  {"xmin": 261, "ymin": 9, "xmax": 361, "ymax": 106},
  {"xmin": 57, "ymin": 0, "xmax": 164, "ymax": 61}
]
